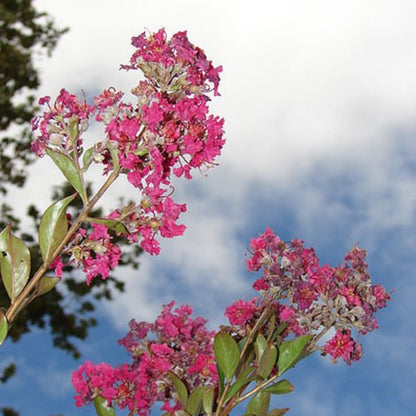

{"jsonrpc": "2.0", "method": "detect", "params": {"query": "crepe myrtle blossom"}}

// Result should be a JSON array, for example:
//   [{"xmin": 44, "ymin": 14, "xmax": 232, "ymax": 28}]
[
  {"xmin": 122, "ymin": 28, "xmax": 222, "ymax": 96},
  {"xmin": 224, "ymin": 298, "xmax": 259, "ymax": 326},
  {"xmin": 54, "ymin": 223, "xmax": 122, "ymax": 285},
  {"xmin": 30, "ymin": 89, "xmax": 94, "ymax": 157},
  {"xmin": 324, "ymin": 329, "xmax": 363, "ymax": 365},
  {"xmin": 72, "ymin": 302, "xmax": 216, "ymax": 414},
  {"xmin": 72, "ymin": 229, "xmax": 392, "ymax": 413},
  {"xmin": 223, "ymin": 228, "xmax": 391, "ymax": 364},
  {"xmin": 30, "ymin": 29, "xmax": 224, "ymax": 282}
]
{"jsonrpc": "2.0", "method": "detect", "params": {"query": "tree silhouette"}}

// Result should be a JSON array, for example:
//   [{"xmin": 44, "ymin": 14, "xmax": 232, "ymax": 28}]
[{"xmin": 0, "ymin": 2, "xmax": 140, "ymax": 414}]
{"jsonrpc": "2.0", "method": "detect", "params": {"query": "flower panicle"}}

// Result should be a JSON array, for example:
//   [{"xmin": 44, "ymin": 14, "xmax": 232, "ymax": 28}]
[
  {"xmin": 72, "ymin": 301, "xmax": 217, "ymax": 414},
  {"xmin": 228, "ymin": 228, "xmax": 391, "ymax": 365},
  {"xmin": 31, "ymin": 29, "xmax": 225, "ymax": 284}
]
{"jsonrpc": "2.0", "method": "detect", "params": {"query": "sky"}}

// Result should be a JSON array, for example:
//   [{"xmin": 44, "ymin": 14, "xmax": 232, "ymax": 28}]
[{"xmin": 1, "ymin": 0, "xmax": 416, "ymax": 415}]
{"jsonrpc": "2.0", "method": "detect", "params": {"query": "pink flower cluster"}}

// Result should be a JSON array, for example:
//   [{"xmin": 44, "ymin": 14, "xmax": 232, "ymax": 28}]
[
  {"xmin": 72, "ymin": 302, "xmax": 217, "ymax": 415},
  {"xmin": 30, "ymin": 90, "xmax": 93, "ymax": 157},
  {"xmin": 51, "ymin": 223, "xmax": 122, "ymax": 285},
  {"xmin": 31, "ymin": 29, "xmax": 225, "ymax": 279},
  {"xmin": 226, "ymin": 228, "xmax": 391, "ymax": 364},
  {"xmin": 225, "ymin": 298, "xmax": 259, "ymax": 326},
  {"xmin": 107, "ymin": 197, "xmax": 187, "ymax": 256},
  {"xmin": 122, "ymin": 28, "xmax": 222, "ymax": 96}
]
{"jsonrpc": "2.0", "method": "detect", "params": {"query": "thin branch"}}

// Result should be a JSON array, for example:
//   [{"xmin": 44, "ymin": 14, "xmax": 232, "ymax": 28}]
[{"xmin": 5, "ymin": 167, "xmax": 120, "ymax": 322}]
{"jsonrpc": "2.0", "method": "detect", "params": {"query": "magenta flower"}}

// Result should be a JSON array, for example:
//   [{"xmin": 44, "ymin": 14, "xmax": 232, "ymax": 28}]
[
  {"xmin": 73, "ymin": 302, "xmax": 217, "ymax": 414},
  {"xmin": 72, "ymin": 361, "xmax": 117, "ymax": 406},
  {"xmin": 324, "ymin": 329, "xmax": 363, "ymax": 365},
  {"xmin": 59, "ymin": 223, "xmax": 122, "ymax": 285},
  {"xmin": 125, "ymin": 28, "xmax": 222, "ymax": 96},
  {"xmin": 225, "ymin": 298, "xmax": 259, "ymax": 326}
]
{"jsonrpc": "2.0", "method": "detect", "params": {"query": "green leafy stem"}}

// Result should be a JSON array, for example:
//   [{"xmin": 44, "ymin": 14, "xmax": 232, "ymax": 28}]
[
  {"xmin": 3, "ymin": 165, "xmax": 120, "ymax": 325},
  {"xmin": 211, "ymin": 306, "xmax": 313, "ymax": 416}
]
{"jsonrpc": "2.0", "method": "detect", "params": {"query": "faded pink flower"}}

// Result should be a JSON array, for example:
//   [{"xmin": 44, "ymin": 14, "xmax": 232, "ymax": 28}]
[
  {"xmin": 372, "ymin": 283, "xmax": 391, "ymax": 308},
  {"xmin": 246, "ymin": 228, "xmax": 391, "ymax": 363},
  {"xmin": 31, "ymin": 89, "xmax": 94, "ymax": 157}
]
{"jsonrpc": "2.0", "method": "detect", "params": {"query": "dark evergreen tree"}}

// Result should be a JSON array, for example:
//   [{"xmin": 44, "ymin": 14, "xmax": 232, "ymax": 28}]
[
  {"xmin": 0, "ymin": 0, "xmax": 68, "ymax": 192},
  {"xmin": 0, "ymin": 2, "xmax": 141, "ymax": 414}
]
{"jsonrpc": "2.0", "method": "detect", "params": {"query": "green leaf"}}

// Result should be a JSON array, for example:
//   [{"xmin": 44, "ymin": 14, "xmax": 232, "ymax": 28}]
[
  {"xmin": 0, "ymin": 225, "xmax": 31, "ymax": 302},
  {"xmin": 239, "ymin": 336, "xmax": 256, "ymax": 366},
  {"xmin": 46, "ymin": 149, "xmax": 87, "ymax": 203},
  {"xmin": 186, "ymin": 386, "xmax": 205, "ymax": 416},
  {"xmin": 214, "ymin": 333, "xmax": 240, "ymax": 380},
  {"xmin": 238, "ymin": 336, "xmax": 248, "ymax": 351},
  {"xmin": 264, "ymin": 379, "xmax": 294, "ymax": 395},
  {"xmin": 256, "ymin": 344, "xmax": 278, "ymax": 379},
  {"xmin": 202, "ymin": 387, "xmax": 215, "ymax": 416},
  {"xmin": 35, "ymin": 275, "xmax": 61, "ymax": 297},
  {"xmin": 39, "ymin": 194, "xmax": 76, "ymax": 264},
  {"xmin": 82, "ymin": 146, "xmax": 95, "ymax": 171},
  {"xmin": 87, "ymin": 217, "xmax": 129, "ymax": 235},
  {"xmin": 275, "ymin": 322, "xmax": 288, "ymax": 336},
  {"xmin": 255, "ymin": 334, "xmax": 267, "ymax": 363},
  {"xmin": 0, "ymin": 310, "xmax": 8, "ymax": 346},
  {"xmin": 278, "ymin": 335, "xmax": 312, "ymax": 375},
  {"xmin": 93, "ymin": 395, "xmax": 116, "ymax": 416},
  {"xmin": 109, "ymin": 147, "xmax": 119, "ymax": 171},
  {"xmin": 266, "ymin": 314, "xmax": 276, "ymax": 342},
  {"xmin": 270, "ymin": 322, "xmax": 288, "ymax": 343},
  {"xmin": 216, "ymin": 362, "xmax": 225, "ymax": 396},
  {"xmin": 246, "ymin": 391, "xmax": 270, "ymax": 416},
  {"xmin": 168, "ymin": 372, "xmax": 188, "ymax": 409},
  {"xmin": 132, "ymin": 147, "xmax": 150, "ymax": 157},
  {"xmin": 68, "ymin": 118, "xmax": 79, "ymax": 141},
  {"xmin": 225, "ymin": 365, "xmax": 256, "ymax": 401},
  {"xmin": 268, "ymin": 408, "xmax": 289, "ymax": 416}
]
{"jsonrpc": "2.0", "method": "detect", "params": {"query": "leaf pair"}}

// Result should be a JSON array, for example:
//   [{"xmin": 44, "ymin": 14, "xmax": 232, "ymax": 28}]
[
  {"xmin": 0, "ymin": 204, "xmax": 69, "ymax": 304},
  {"xmin": 0, "ymin": 193, "xmax": 70, "ymax": 330},
  {"xmin": 39, "ymin": 194, "xmax": 76, "ymax": 264},
  {"xmin": 244, "ymin": 334, "xmax": 311, "ymax": 416},
  {"xmin": 214, "ymin": 331, "xmax": 311, "ymax": 380},
  {"xmin": 243, "ymin": 380, "xmax": 293, "ymax": 416},
  {"xmin": 0, "ymin": 224, "xmax": 31, "ymax": 303},
  {"xmin": 168, "ymin": 373, "xmax": 215, "ymax": 416},
  {"xmin": 214, "ymin": 333, "xmax": 240, "ymax": 381},
  {"xmin": 255, "ymin": 334, "xmax": 278, "ymax": 379},
  {"xmin": 214, "ymin": 331, "xmax": 312, "ymax": 416}
]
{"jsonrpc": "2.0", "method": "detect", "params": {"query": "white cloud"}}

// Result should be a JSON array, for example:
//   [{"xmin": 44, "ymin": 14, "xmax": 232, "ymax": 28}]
[
  {"xmin": 25, "ymin": 0, "xmax": 416, "ymax": 339},
  {"xmin": 36, "ymin": 365, "xmax": 74, "ymax": 398},
  {"xmin": 102, "ymin": 168, "xmax": 251, "ymax": 328}
]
